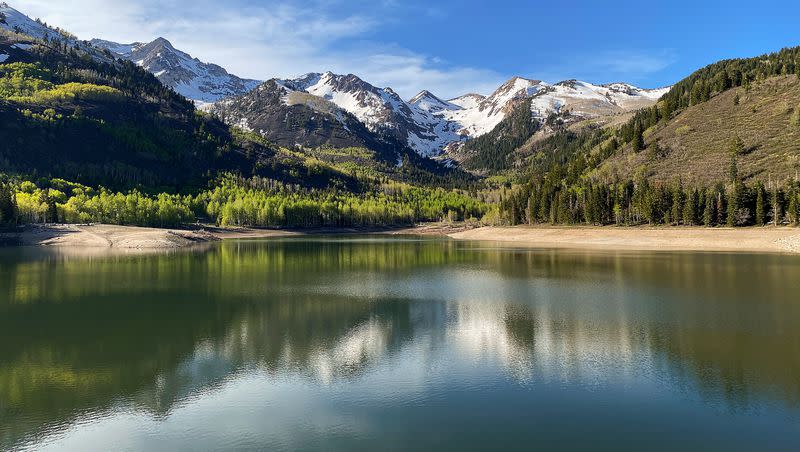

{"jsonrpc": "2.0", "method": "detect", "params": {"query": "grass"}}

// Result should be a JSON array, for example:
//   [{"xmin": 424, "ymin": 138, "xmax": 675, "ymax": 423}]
[{"xmin": 603, "ymin": 75, "xmax": 800, "ymax": 185}]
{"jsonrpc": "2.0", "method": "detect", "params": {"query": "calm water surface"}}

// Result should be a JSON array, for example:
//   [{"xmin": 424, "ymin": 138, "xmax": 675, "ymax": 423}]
[{"xmin": 1, "ymin": 237, "xmax": 799, "ymax": 451}]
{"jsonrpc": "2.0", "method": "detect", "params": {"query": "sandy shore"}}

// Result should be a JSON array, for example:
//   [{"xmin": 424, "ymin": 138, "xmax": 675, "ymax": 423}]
[
  {"xmin": 449, "ymin": 226, "xmax": 800, "ymax": 254},
  {"xmin": 3, "ymin": 224, "xmax": 800, "ymax": 254},
  {"xmin": 0, "ymin": 224, "xmax": 426, "ymax": 249},
  {"xmin": 0, "ymin": 224, "xmax": 222, "ymax": 249}
]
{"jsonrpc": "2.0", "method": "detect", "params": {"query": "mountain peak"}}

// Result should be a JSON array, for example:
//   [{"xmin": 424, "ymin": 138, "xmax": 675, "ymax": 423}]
[
  {"xmin": 409, "ymin": 90, "xmax": 449, "ymax": 108},
  {"xmin": 91, "ymin": 36, "xmax": 260, "ymax": 103},
  {"xmin": 409, "ymin": 90, "xmax": 436, "ymax": 101},
  {"xmin": 150, "ymin": 37, "xmax": 175, "ymax": 50}
]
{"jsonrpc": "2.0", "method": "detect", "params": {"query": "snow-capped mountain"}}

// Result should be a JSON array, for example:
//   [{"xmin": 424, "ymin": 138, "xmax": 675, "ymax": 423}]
[
  {"xmin": 274, "ymin": 72, "xmax": 668, "ymax": 158},
  {"xmin": 91, "ymin": 37, "xmax": 261, "ymax": 104},
  {"xmin": 209, "ymin": 79, "xmax": 412, "ymax": 162},
  {"xmin": 438, "ymin": 77, "xmax": 670, "ymax": 139},
  {"xmin": 1, "ymin": 2, "xmax": 67, "ymax": 41},
  {"xmin": 278, "ymin": 71, "xmax": 466, "ymax": 157},
  {"xmin": 2, "ymin": 2, "xmax": 668, "ymax": 161},
  {"xmin": 0, "ymin": 3, "xmax": 114, "ymax": 63}
]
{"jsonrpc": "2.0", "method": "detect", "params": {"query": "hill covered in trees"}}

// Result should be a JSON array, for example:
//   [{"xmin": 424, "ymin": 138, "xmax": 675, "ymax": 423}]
[
  {"xmin": 0, "ymin": 26, "xmax": 487, "ymax": 230},
  {"xmin": 496, "ymin": 46, "xmax": 800, "ymax": 227}
]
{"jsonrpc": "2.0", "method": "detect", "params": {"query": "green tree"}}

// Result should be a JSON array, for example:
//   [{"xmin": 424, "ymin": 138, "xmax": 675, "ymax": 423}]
[
  {"xmin": 632, "ymin": 121, "xmax": 644, "ymax": 152},
  {"xmin": 727, "ymin": 137, "xmax": 744, "ymax": 183},
  {"xmin": 788, "ymin": 190, "xmax": 799, "ymax": 225},
  {"xmin": 670, "ymin": 180, "xmax": 684, "ymax": 225},
  {"xmin": 755, "ymin": 182, "xmax": 766, "ymax": 226},
  {"xmin": 771, "ymin": 186, "xmax": 782, "ymax": 226},
  {"xmin": 703, "ymin": 190, "xmax": 716, "ymax": 226},
  {"xmin": 683, "ymin": 189, "xmax": 698, "ymax": 226},
  {"xmin": 726, "ymin": 184, "xmax": 739, "ymax": 227},
  {"xmin": 0, "ymin": 182, "xmax": 18, "ymax": 226}
]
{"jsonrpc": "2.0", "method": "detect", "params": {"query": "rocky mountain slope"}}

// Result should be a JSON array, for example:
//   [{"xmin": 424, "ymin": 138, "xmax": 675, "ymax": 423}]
[
  {"xmin": 515, "ymin": 45, "xmax": 800, "ymax": 187},
  {"xmin": 275, "ymin": 71, "xmax": 668, "ymax": 159},
  {"xmin": 91, "ymin": 37, "xmax": 261, "ymax": 104},
  {"xmin": 211, "ymin": 79, "xmax": 405, "ymax": 159},
  {"xmin": 0, "ymin": 3, "xmax": 114, "ymax": 64},
  {"xmin": 2, "ymin": 2, "xmax": 669, "ymax": 176}
]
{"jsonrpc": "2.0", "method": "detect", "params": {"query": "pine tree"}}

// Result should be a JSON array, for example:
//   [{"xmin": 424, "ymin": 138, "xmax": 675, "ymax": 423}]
[
  {"xmin": 671, "ymin": 180, "xmax": 684, "ymax": 225},
  {"xmin": 755, "ymin": 182, "xmax": 766, "ymax": 226},
  {"xmin": 0, "ymin": 183, "xmax": 18, "ymax": 226},
  {"xmin": 632, "ymin": 121, "xmax": 644, "ymax": 152},
  {"xmin": 772, "ymin": 186, "xmax": 782, "ymax": 226},
  {"xmin": 703, "ymin": 190, "xmax": 715, "ymax": 226},
  {"xmin": 788, "ymin": 190, "xmax": 799, "ymax": 225},
  {"xmin": 683, "ymin": 189, "xmax": 698, "ymax": 226},
  {"xmin": 728, "ymin": 136, "xmax": 743, "ymax": 183},
  {"xmin": 727, "ymin": 184, "xmax": 739, "ymax": 227}
]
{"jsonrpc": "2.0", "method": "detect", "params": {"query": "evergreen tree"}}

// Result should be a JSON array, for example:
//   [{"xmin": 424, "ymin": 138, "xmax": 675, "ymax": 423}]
[
  {"xmin": 755, "ymin": 182, "xmax": 766, "ymax": 226},
  {"xmin": 703, "ymin": 190, "xmax": 716, "ymax": 226},
  {"xmin": 728, "ymin": 137, "xmax": 743, "ymax": 183},
  {"xmin": 788, "ymin": 190, "xmax": 799, "ymax": 225},
  {"xmin": 670, "ymin": 179, "xmax": 684, "ymax": 225},
  {"xmin": 632, "ymin": 121, "xmax": 644, "ymax": 152},
  {"xmin": 771, "ymin": 186, "xmax": 782, "ymax": 226},
  {"xmin": 683, "ymin": 189, "xmax": 698, "ymax": 226},
  {"xmin": 730, "ymin": 135, "xmax": 745, "ymax": 156},
  {"xmin": 727, "ymin": 184, "xmax": 739, "ymax": 227},
  {"xmin": 0, "ymin": 182, "xmax": 18, "ymax": 226}
]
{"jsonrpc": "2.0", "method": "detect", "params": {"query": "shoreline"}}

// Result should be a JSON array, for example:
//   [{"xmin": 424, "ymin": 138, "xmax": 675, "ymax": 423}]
[
  {"xmin": 449, "ymin": 226, "xmax": 800, "ymax": 254},
  {"xmin": 2, "ymin": 223, "xmax": 800, "ymax": 254}
]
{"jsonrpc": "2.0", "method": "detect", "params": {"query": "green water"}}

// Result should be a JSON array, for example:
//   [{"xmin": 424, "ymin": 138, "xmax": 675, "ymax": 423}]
[{"xmin": 1, "ymin": 237, "xmax": 799, "ymax": 451}]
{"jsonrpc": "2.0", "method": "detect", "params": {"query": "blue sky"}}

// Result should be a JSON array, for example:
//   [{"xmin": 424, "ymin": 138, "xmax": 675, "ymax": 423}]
[{"xmin": 16, "ymin": 0, "xmax": 800, "ymax": 99}]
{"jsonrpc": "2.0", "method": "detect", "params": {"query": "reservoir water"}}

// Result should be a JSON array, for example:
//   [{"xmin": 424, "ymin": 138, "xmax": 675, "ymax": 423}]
[{"xmin": 1, "ymin": 237, "xmax": 799, "ymax": 450}]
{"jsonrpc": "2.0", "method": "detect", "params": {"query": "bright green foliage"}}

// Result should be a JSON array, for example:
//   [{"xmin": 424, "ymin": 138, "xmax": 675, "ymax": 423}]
[
  {"xmin": 12, "ymin": 180, "xmax": 192, "ymax": 227},
  {"xmin": 8, "ymin": 82, "xmax": 123, "ymax": 104},
  {"xmin": 6, "ymin": 175, "xmax": 488, "ymax": 229},
  {"xmin": 201, "ymin": 177, "xmax": 487, "ymax": 228},
  {"xmin": 0, "ymin": 62, "xmax": 123, "ymax": 103},
  {"xmin": 0, "ymin": 62, "xmax": 54, "ymax": 98}
]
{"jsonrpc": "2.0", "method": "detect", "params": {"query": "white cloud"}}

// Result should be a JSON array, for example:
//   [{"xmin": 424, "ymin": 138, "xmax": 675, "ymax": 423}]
[{"xmin": 12, "ymin": 0, "xmax": 505, "ymax": 99}]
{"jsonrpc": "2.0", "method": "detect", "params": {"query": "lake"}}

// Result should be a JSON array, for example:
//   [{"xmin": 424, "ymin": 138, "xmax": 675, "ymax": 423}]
[{"xmin": 1, "ymin": 237, "xmax": 799, "ymax": 451}]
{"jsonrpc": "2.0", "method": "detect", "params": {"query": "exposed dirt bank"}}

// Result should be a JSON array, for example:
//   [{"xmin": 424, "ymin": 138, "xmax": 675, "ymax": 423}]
[{"xmin": 449, "ymin": 226, "xmax": 800, "ymax": 254}]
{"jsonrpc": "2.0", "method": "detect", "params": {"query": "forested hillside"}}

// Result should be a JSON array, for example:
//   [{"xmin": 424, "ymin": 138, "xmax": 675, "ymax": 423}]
[
  {"xmin": 0, "ymin": 29, "xmax": 259, "ymax": 191},
  {"xmin": 0, "ymin": 26, "xmax": 485, "ymax": 230},
  {"xmin": 497, "ymin": 46, "xmax": 800, "ymax": 227}
]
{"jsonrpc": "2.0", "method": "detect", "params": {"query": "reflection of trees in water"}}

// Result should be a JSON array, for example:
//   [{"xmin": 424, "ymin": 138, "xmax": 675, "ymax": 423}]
[{"xmin": 1, "ymin": 240, "xmax": 800, "ymax": 448}]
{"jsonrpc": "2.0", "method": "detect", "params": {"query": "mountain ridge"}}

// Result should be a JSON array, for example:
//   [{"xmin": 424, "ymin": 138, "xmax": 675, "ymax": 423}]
[
  {"xmin": 90, "ymin": 36, "xmax": 261, "ymax": 104},
  {"xmin": 2, "ymin": 2, "xmax": 669, "ymax": 172}
]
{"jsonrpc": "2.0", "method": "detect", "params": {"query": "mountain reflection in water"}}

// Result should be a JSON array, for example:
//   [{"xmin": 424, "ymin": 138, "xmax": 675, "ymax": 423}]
[{"xmin": 1, "ymin": 237, "xmax": 799, "ymax": 450}]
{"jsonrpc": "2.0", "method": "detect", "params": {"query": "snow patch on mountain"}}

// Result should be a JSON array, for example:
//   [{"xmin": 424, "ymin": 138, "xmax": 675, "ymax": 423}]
[
  {"xmin": 91, "ymin": 37, "xmax": 261, "ymax": 103},
  {"xmin": 279, "ymin": 71, "xmax": 463, "ymax": 157},
  {"xmin": 448, "ymin": 93, "xmax": 486, "ymax": 110},
  {"xmin": 275, "ymin": 71, "xmax": 668, "ymax": 158},
  {"xmin": 0, "ymin": 3, "xmax": 61, "ymax": 41}
]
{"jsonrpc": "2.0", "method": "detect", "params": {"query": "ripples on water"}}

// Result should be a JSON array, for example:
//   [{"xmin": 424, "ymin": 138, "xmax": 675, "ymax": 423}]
[{"xmin": 1, "ymin": 237, "xmax": 799, "ymax": 450}]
